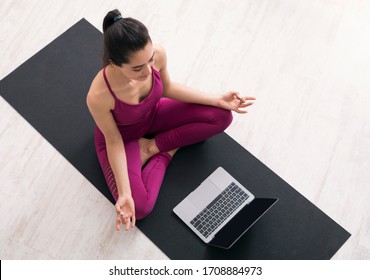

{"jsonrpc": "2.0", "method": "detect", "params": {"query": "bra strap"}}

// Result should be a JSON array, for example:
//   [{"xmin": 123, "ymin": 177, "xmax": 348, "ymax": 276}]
[{"xmin": 103, "ymin": 67, "xmax": 117, "ymax": 98}]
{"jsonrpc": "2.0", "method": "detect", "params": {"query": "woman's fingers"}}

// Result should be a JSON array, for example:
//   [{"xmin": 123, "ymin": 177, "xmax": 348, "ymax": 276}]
[
  {"xmin": 241, "ymin": 96, "xmax": 256, "ymax": 101},
  {"xmin": 239, "ymin": 101, "xmax": 254, "ymax": 108},
  {"xmin": 125, "ymin": 218, "xmax": 131, "ymax": 231},
  {"xmin": 124, "ymin": 217, "xmax": 136, "ymax": 231},
  {"xmin": 131, "ymin": 215, "xmax": 136, "ymax": 228},
  {"xmin": 232, "ymin": 92, "xmax": 245, "ymax": 102},
  {"xmin": 233, "ymin": 93, "xmax": 256, "ymax": 102},
  {"xmin": 118, "ymin": 210, "xmax": 136, "ymax": 231},
  {"xmin": 236, "ymin": 108, "xmax": 248, "ymax": 114},
  {"xmin": 116, "ymin": 215, "xmax": 121, "ymax": 231}
]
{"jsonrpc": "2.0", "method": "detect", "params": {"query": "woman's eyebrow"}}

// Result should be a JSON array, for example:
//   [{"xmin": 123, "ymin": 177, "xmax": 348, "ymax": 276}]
[{"xmin": 132, "ymin": 52, "xmax": 155, "ymax": 69}]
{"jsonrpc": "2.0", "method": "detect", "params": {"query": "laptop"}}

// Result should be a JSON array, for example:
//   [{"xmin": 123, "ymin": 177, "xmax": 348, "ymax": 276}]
[{"xmin": 173, "ymin": 167, "xmax": 278, "ymax": 249}]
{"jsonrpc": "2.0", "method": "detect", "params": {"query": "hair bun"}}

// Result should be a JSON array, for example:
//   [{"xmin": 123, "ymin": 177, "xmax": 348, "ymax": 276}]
[
  {"xmin": 103, "ymin": 9, "xmax": 122, "ymax": 32},
  {"xmin": 113, "ymin": 15, "xmax": 122, "ymax": 22}
]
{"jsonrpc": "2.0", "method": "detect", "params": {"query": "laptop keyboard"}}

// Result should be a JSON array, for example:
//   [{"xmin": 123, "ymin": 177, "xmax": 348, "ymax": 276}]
[{"xmin": 190, "ymin": 182, "xmax": 249, "ymax": 238}]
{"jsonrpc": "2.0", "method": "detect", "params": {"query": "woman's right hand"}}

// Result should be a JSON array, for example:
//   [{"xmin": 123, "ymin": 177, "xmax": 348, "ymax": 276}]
[{"xmin": 115, "ymin": 194, "xmax": 136, "ymax": 232}]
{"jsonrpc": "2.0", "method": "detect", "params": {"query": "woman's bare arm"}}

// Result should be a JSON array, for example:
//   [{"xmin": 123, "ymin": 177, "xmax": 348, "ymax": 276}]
[{"xmin": 86, "ymin": 85, "xmax": 135, "ymax": 231}]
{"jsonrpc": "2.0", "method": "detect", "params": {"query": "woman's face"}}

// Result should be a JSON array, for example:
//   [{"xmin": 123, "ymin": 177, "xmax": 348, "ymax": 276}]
[{"xmin": 117, "ymin": 41, "xmax": 155, "ymax": 81}]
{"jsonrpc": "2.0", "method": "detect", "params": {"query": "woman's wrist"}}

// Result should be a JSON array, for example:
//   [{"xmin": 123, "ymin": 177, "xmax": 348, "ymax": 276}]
[
  {"xmin": 214, "ymin": 95, "xmax": 224, "ymax": 108},
  {"xmin": 118, "ymin": 184, "xmax": 132, "ymax": 198}
]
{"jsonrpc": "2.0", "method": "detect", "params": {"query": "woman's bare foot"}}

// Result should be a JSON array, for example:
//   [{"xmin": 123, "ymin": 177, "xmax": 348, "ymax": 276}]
[
  {"xmin": 138, "ymin": 138, "xmax": 159, "ymax": 166},
  {"xmin": 167, "ymin": 148, "xmax": 178, "ymax": 157}
]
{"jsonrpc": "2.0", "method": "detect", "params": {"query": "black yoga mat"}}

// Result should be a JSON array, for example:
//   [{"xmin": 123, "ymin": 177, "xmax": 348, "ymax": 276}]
[{"xmin": 0, "ymin": 19, "xmax": 351, "ymax": 259}]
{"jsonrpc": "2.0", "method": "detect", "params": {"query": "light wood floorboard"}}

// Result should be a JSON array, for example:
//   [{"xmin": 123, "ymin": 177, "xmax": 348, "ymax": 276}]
[{"xmin": 1, "ymin": 0, "xmax": 370, "ymax": 259}]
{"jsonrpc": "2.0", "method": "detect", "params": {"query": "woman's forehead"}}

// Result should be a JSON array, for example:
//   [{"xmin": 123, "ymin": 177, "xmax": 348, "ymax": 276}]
[{"xmin": 128, "ymin": 42, "xmax": 154, "ymax": 65}]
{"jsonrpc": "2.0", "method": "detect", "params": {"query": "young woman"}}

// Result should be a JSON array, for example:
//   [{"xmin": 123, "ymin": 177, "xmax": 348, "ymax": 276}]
[{"xmin": 86, "ymin": 9, "xmax": 255, "ymax": 232}]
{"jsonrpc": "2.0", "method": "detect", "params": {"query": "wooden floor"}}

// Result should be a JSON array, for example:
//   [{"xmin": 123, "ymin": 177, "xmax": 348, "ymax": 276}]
[{"xmin": 1, "ymin": 0, "xmax": 370, "ymax": 259}]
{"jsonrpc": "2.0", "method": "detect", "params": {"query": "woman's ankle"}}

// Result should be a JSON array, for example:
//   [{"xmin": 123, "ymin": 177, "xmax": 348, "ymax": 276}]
[
  {"xmin": 139, "ymin": 138, "xmax": 160, "ymax": 167},
  {"xmin": 148, "ymin": 138, "xmax": 160, "ymax": 156},
  {"xmin": 167, "ymin": 148, "xmax": 178, "ymax": 157}
]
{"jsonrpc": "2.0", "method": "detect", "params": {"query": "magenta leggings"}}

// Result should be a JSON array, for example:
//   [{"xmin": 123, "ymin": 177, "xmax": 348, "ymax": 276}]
[{"xmin": 97, "ymin": 98, "xmax": 232, "ymax": 219}]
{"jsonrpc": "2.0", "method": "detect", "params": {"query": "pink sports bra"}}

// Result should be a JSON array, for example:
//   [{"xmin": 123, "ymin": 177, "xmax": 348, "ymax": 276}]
[{"xmin": 102, "ymin": 66, "xmax": 163, "ymax": 128}]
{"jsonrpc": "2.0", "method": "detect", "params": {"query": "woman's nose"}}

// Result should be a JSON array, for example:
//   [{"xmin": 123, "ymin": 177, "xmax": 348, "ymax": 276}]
[{"xmin": 142, "ymin": 64, "xmax": 151, "ymax": 76}]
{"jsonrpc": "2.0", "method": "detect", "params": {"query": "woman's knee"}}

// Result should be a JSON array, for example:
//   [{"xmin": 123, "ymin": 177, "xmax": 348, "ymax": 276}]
[
  {"xmin": 135, "ymin": 201, "xmax": 155, "ymax": 220},
  {"xmin": 209, "ymin": 107, "xmax": 233, "ymax": 131},
  {"xmin": 131, "ymin": 188, "xmax": 155, "ymax": 220}
]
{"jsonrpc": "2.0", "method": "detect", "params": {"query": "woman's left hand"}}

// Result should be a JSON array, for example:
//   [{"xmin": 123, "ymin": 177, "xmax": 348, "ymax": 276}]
[{"xmin": 217, "ymin": 91, "xmax": 255, "ymax": 113}]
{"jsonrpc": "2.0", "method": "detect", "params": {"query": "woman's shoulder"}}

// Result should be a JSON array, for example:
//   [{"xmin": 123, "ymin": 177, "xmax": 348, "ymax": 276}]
[
  {"xmin": 86, "ymin": 69, "xmax": 114, "ymax": 111},
  {"xmin": 153, "ymin": 45, "xmax": 168, "ymax": 71}
]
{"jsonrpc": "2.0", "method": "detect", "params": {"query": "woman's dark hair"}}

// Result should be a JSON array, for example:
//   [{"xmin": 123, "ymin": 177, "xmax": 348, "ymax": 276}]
[{"xmin": 102, "ymin": 9, "xmax": 151, "ymax": 67}]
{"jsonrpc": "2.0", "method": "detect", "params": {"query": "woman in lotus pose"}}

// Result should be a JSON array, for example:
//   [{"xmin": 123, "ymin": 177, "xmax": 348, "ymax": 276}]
[{"xmin": 86, "ymin": 9, "xmax": 255, "ymax": 231}]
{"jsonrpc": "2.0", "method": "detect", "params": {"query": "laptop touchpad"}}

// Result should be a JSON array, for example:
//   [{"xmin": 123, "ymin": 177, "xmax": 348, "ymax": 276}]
[{"xmin": 188, "ymin": 181, "xmax": 220, "ymax": 210}]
